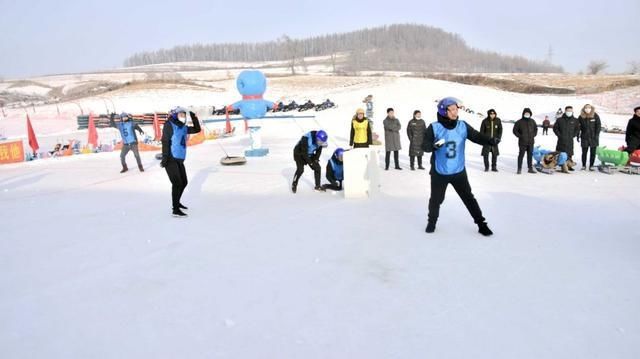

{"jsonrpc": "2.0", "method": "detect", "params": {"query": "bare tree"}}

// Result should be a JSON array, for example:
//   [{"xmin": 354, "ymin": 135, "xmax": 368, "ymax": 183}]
[
  {"xmin": 587, "ymin": 60, "xmax": 608, "ymax": 75},
  {"xmin": 627, "ymin": 61, "xmax": 640, "ymax": 75}
]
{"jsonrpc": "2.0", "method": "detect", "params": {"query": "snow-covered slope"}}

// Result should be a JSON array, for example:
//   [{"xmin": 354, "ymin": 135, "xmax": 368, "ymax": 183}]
[{"xmin": 1, "ymin": 76, "xmax": 638, "ymax": 359}]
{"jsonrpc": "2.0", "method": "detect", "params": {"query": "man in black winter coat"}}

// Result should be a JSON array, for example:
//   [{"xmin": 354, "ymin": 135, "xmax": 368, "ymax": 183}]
[
  {"xmin": 513, "ymin": 108, "xmax": 538, "ymax": 174},
  {"xmin": 480, "ymin": 109, "xmax": 502, "ymax": 172},
  {"xmin": 553, "ymin": 105, "xmax": 580, "ymax": 168},
  {"xmin": 577, "ymin": 104, "xmax": 601, "ymax": 171},
  {"xmin": 625, "ymin": 106, "xmax": 640, "ymax": 154}
]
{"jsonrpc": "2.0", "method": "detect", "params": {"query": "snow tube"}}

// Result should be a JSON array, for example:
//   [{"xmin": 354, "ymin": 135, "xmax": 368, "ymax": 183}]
[
  {"xmin": 597, "ymin": 146, "xmax": 629, "ymax": 166},
  {"xmin": 630, "ymin": 150, "xmax": 640, "ymax": 167},
  {"xmin": 220, "ymin": 156, "xmax": 247, "ymax": 166},
  {"xmin": 533, "ymin": 146, "xmax": 552, "ymax": 165}
]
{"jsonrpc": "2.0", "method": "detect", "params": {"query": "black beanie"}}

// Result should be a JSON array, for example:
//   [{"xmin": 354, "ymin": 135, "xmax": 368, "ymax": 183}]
[
  {"xmin": 634, "ymin": 106, "xmax": 640, "ymax": 112},
  {"xmin": 522, "ymin": 108, "xmax": 532, "ymax": 117},
  {"xmin": 387, "ymin": 108, "xmax": 394, "ymax": 113}
]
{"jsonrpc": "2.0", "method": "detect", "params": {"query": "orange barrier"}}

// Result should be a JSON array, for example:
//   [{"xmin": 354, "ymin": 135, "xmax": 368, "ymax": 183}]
[{"xmin": 0, "ymin": 140, "xmax": 25, "ymax": 164}]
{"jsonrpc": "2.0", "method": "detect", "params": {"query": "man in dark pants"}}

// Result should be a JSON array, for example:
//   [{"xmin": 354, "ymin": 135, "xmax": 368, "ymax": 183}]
[
  {"xmin": 625, "ymin": 106, "xmax": 640, "ymax": 154},
  {"xmin": 110, "ymin": 112, "xmax": 145, "ymax": 173},
  {"xmin": 513, "ymin": 108, "xmax": 538, "ymax": 174},
  {"xmin": 160, "ymin": 107, "xmax": 201, "ymax": 218},
  {"xmin": 322, "ymin": 148, "xmax": 344, "ymax": 191},
  {"xmin": 423, "ymin": 97, "xmax": 499, "ymax": 236},
  {"xmin": 292, "ymin": 130, "xmax": 328, "ymax": 193},
  {"xmin": 480, "ymin": 109, "xmax": 502, "ymax": 172},
  {"xmin": 577, "ymin": 104, "xmax": 601, "ymax": 171},
  {"xmin": 553, "ymin": 105, "xmax": 580, "ymax": 169}
]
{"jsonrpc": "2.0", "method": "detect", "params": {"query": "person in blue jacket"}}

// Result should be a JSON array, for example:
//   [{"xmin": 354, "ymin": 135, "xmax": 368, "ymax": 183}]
[
  {"xmin": 423, "ymin": 97, "xmax": 499, "ymax": 236},
  {"xmin": 292, "ymin": 130, "xmax": 328, "ymax": 193},
  {"xmin": 110, "ymin": 112, "xmax": 145, "ymax": 173},
  {"xmin": 321, "ymin": 148, "xmax": 344, "ymax": 191},
  {"xmin": 160, "ymin": 107, "xmax": 201, "ymax": 218}
]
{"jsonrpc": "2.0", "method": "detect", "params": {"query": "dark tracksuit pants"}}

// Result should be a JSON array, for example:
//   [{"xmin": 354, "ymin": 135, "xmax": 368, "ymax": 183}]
[
  {"xmin": 121, "ymin": 142, "xmax": 143, "ymax": 168},
  {"xmin": 165, "ymin": 159, "xmax": 188, "ymax": 210},
  {"xmin": 581, "ymin": 146, "xmax": 597, "ymax": 167},
  {"xmin": 428, "ymin": 170, "xmax": 485, "ymax": 225},
  {"xmin": 517, "ymin": 144, "xmax": 534, "ymax": 170},
  {"xmin": 293, "ymin": 154, "xmax": 321, "ymax": 187}
]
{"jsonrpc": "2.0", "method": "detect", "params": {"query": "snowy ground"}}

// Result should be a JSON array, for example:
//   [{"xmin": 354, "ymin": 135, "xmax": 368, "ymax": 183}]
[{"xmin": 1, "ymin": 77, "xmax": 639, "ymax": 358}]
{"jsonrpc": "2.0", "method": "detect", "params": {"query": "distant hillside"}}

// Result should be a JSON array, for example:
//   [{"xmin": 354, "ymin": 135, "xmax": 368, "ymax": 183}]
[{"xmin": 123, "ymin": 24, "xmax": 563, "ymax": 74}]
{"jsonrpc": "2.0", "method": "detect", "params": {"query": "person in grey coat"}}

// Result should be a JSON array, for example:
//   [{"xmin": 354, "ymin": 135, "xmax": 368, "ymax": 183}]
[
  {"xmin": 383, "ymin": 107, "xmax": 402, "ymax": 170},
  {"xmin": 407, "ymin": 110, "xmax": 426, "ymax": 170}
]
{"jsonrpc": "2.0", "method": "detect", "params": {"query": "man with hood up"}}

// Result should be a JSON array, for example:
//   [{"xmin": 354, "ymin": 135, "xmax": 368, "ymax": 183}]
[
  {"xmin": 577, "ymin": 104, "xmax": 602, "ymax": 171},
  {"xmin": 479, "ymin": 109, "xmax": 502, "ymax": 172},
  {"xmin": 513, "ymin": 108, "xmax": 538, "ymax": 174}
]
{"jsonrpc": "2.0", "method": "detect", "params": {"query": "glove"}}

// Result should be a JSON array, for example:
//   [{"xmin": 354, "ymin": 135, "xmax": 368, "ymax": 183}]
[
  {"xmin": 576, "ymin": 137, "xmax": 580, "ymax": 143},
  {"xmin": 489, "ymin": 138, "xmax": 501, "ymax": 146},
  {"xmin": 160, "ymin": 158, "xmax": 167, "ymax": 168},
  {"xmin": 434, "ymin": 139, "xmax": 445, "ymax": 149},
  {"xmin": 189, "ymin": 111, "xmax": 198, "ymax": 120}
]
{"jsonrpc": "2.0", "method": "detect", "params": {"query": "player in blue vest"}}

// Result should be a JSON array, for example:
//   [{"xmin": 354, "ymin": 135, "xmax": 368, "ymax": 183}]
[
  {"xmin": 423, "ymin": 97, "xmax": 500, "ymax": 236},
  {"xmin": 292, "ymin": 130, "xmax": 328, "ymax": 193},
  {"xmin": 321, "ymin": 148, "xmax": 344, "ymax": 191},
  {"xmin": 110, "ymin": 112, "xmax": 145, "ymax": 173},
  {"xmin": 160, "ymin": 107, "xmax": 201, "ymax": 218}
]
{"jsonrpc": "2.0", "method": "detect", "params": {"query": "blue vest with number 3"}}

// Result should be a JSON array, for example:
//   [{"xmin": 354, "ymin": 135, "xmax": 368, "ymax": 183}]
[
  {"xmin": 170, "ymin": 122, "xmax": 188, "ymax": 160},
  {"xmin": 432, "ymin": 120, "xmax": 467, "ymax": 175},
  {"xmin": 119, "ymin": 121, "xmax": 136, "ymax": 144}
]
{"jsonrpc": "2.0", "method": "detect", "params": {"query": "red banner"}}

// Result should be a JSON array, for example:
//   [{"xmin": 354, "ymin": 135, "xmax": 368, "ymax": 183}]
[{"xmin": 0, "ymin": 140, "xmax": 25, "ymax": 164}]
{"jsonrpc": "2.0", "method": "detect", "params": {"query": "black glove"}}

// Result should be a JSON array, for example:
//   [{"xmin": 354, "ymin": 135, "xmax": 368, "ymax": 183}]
[
  {"xmin": 434, "ymin": 139, "xmax": 445, "ymax": 149},
  {"xmin": 190, "ymin": 111, "xmax": 198, "ymax": 121},
  {"xmin": 489, "ymin": 138, "xmax": 501, "ymax": 146},
  {"xmin": 160, "ymin": 158, "xmax": 167, "ymax": 168},
  {"xmin": 576, "ymin": 137, "xmax": 580, "ymax": 143}
]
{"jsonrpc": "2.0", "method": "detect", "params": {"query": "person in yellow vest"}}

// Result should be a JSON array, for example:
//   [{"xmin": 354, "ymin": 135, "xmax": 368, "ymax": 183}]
[{"xmin": 349, "ymin": 108, "xmax": 372, "ymax": 148}]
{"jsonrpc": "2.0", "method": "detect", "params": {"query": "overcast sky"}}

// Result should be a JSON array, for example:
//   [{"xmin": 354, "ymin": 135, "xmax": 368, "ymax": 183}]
[{"xmin": 1, "ymin": 0, "xmax": 638, "ymax": 79}]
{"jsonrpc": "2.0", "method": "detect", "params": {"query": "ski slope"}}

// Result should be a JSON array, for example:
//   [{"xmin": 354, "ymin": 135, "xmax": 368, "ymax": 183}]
[{"xmin": 1, "ymin": 77, "xmax": 639, "ymax": 359}]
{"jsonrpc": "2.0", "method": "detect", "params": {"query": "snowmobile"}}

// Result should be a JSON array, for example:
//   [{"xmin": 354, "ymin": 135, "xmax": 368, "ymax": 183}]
[
  {"xmin": 596, "ymin": 146, "xmax": 640, "ymax": 175},
  {"xmin": 315, "ymin": 99, "xmax": 336, "ymax": 111},
  {"xmin": 298, "ymin": 100, "xmax": 316, "ymax": 112},
  {"xmin": 283, "ymin": 101, "xmax": 299, "ymax": 112}
]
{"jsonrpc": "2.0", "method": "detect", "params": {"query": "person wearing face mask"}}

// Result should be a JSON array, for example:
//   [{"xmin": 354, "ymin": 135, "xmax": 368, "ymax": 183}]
[
  {"xmin": 480, "ymin": 109, "xmax": 502, "ymax": 172},
  {"xmin": 292, "ymin": 130, "xmax": 329, "ymax": 193},
  {"xmin": 349, "ymin": 108, "xmax": 372, "ymax": 148},
  {"xmin": 321, "ymin": 148, "xmax": 344, "ymax": 191},
  {"xmin": 407, "ymin": 110, "xmax": 427, "ymax": 170},
  {"xmin": 625, "ymin": 106, "xmax": 640, "ymax": 154},
  {"xmin": 110, "ymin": 112, "xmax": 145, "ymax": 173},
  {"xmin": 577, "ymin": 104, "xmax": 601, "ymax": 171},
  {"xmin": 513, "ymin": 108, "xmax": 538, "ymax": 174},
  {"xmin": 160, "ymin": 107, "xmax": 202, "ymax": 218},
  {"xmin": 422, "ymin": 97, "xmax": 498, "ymax": 237},
  {"xmin": 553, "ymin": 105, "xmax": 580, "ymax": 169}
]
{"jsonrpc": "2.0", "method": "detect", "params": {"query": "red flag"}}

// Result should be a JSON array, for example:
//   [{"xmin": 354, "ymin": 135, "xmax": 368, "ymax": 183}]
[
  {"xmin": 26, "ymin": 114, "xmax": 39, "ymax": 153},
  {"xmin": 153, "ymin": 113, "xmax": 161, "ymax": 141},
  {"xmin": 87, "ymin": 112, "xmax": 98, "ymax": 148}
]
